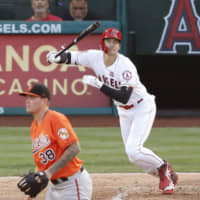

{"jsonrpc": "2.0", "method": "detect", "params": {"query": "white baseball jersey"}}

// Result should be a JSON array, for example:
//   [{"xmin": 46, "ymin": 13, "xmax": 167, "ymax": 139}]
[
  {"xmin": 70, "ymin": 49, "xmax": 149, "ymax": 107},
  {"xmin": 70, "ymin": 49, "xmax": 165, "ymax": 177}
]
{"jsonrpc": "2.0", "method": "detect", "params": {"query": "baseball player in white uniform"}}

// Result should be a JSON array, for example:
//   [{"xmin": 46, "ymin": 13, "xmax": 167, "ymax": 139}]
[{"xmin": 47, "ymin": 27, "xmax": 178, "ymax": 194}]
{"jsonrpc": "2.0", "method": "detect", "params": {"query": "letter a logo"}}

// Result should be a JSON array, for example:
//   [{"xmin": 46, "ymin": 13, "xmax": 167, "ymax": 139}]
[{"xmin": 157, "ymin": 0, "xmax": 200, "ymax": 54}]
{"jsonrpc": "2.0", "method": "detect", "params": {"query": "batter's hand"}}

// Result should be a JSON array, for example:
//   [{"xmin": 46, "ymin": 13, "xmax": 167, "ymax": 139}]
[
  {"xmin": 82, "ymin": 75, "xmax": 104, "ymax": 89},
  {"xmin": 46, "ymin": 51, "xmax": 61, "ymax": 63}
]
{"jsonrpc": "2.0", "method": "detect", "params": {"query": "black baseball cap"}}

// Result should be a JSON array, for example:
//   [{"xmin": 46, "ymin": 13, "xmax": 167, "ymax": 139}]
[{"xmin": 19, "ymin": 83, "xmax": 50, "ymax": 100}]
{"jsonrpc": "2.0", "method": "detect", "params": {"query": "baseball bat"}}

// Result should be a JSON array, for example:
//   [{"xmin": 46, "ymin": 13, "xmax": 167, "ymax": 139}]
[{"xmin": 55, "ymin": 21, "xmax": 100, "ymax": 57}]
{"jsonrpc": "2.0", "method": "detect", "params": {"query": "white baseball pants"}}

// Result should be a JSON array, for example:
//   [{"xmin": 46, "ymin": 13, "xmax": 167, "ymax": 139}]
[
  {"xmin": 117, "ymin": 95, "xmax": 164, "ymax": 175},
  {"xmin": 45, "ymin": 168, "xmax": 92, "ymax": 200}
]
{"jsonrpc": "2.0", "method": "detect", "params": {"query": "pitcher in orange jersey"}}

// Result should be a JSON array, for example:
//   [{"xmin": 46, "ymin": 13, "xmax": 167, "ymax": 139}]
[{"xmin": 19, "ymin": 82, "xmax": 92, "ymax": 200}]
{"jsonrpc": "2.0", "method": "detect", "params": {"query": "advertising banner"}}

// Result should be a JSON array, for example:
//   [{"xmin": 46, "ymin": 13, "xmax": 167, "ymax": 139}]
[{"xmin": 0, "ymin": 34, "xmax": 110, "ymax": 112}]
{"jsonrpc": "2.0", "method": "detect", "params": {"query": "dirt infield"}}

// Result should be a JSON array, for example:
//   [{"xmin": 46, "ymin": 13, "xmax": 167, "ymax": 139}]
[
  {"xmin": 1, "ymin": 173, "xmax": 200, "ymax": 200},
  {"xmin": 0, "ymin": 115, "xmax": 199, "ymax": 199}
]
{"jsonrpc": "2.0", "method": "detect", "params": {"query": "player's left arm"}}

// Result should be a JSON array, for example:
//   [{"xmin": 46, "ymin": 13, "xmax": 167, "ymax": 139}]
[
  {"xmin": 100, "ymin": 85, "xmax": 133, "ymax": 104},
  {"xmin": 82, "ymin": 75, "xmax": 133, "ymax": 104},
  {"xmin": 45, "ymin": 142, "xmax": 81, "ymax": 179}
]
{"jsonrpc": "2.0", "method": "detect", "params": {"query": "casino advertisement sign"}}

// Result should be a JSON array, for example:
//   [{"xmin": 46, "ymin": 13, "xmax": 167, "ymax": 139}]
[{"xmin": 0, "ymin": 34, "xmax": 110, "ymax": 112}]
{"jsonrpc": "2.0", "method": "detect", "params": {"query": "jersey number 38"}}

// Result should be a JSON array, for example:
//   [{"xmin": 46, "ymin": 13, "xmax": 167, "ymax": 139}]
[{"xmin": 39, "ymin": 148, "xmax": 56, "ymax": 164}]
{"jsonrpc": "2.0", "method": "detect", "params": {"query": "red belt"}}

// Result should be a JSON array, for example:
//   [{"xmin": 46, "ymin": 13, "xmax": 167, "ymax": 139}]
[{"xmin": 119, "ymin": 98, "xmax": 143, "ymax": 110}]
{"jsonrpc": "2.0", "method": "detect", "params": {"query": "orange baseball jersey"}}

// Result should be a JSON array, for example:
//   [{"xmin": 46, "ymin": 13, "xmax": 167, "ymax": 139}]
[{"xmin": 30, "ymin": 110, "xmax": 83, "ymax": 180}]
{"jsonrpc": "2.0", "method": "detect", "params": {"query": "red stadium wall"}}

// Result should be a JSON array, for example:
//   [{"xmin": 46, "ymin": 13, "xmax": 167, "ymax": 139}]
[{"xmin": 0, "ymin": 34, "xmax": 110, "ymax": 110}]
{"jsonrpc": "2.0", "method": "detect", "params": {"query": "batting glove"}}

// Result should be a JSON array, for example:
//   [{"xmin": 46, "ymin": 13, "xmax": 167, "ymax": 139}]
[
  {"xmin": 82, "ymin": 75, "xmax": 104, "ymax": 89},
  {"xmin": 46, "ymin": 51, "xmax": 61, "ymax": 63}
]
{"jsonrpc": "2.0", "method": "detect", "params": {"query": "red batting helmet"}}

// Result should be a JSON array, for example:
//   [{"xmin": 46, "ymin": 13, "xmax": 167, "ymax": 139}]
[{"xmin": 100, "ymin": 28, "xmax": 122, "ymax": 53}]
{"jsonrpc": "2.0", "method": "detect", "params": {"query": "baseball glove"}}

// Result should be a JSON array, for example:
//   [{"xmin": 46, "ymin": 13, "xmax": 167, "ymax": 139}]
[{"xmin": 17, "ymin": 171, "xmax": 49, "ymax": 198}]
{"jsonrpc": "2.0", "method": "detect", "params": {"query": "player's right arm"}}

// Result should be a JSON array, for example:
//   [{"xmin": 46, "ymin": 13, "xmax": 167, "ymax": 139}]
[
  {"xmin": 45, "ymin": 142, "xmax": 81, "ymax": 179},
  {"xmin": 46, "ymin": 50, "xmax": 94, "ymax": 68}
]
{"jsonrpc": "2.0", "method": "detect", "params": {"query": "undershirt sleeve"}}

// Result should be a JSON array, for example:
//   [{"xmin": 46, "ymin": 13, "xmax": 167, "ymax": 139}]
[{"xmin": 100, "ymin": 85, "xmax": 133, "ymax": 104}]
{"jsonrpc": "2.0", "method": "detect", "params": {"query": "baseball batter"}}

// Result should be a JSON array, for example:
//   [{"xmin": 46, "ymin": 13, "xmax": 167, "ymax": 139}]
[
  {"xmin": 47, "ymin": 27, "xmax": 178, "ymax": 194},
  {"xmin": 18, "ymin": 83, "xmax": 92, "ymax": 200}
]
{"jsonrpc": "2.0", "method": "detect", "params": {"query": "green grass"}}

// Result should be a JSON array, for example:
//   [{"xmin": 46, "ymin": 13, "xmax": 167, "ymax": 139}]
[{"xmin": 0, "ymin": 127, "xmax": 199, "ymax": 176}]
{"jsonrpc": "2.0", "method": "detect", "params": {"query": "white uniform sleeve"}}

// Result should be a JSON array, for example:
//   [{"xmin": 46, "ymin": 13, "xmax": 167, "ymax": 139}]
[
  {"xmin": 119, "ymin": 58, "xmax": 139, "ymax": 88},
  {"xmin": 70, "ymin": 50, "xmax": 98, "ymax": 70}
]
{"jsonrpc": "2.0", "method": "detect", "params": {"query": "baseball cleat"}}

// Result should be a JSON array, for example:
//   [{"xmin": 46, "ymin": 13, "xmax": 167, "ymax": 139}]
[
  {"xmin": 171, "ymin": 170, "xmax": 178, "ymax": 186},
  {"xmin": 162, "ymin": 181, "xmax": 175, "ymax": 194},
  {"xmin": 158, "ymin": 160, "xmax": 173, "ymax": 190}
]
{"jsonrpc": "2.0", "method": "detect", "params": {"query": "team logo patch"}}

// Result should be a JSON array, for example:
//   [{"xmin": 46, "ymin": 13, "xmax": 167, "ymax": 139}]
[
  {"xmin": 122, "ymin": 70, "xmax": 132, "ymax": 80},
  {"xmin": 57, "ymin": 128, "xmax": 69, "ymax": 140},
  {"xmin": 32, "ymin": 133, "xmax": 50, "ymax": 154}
]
